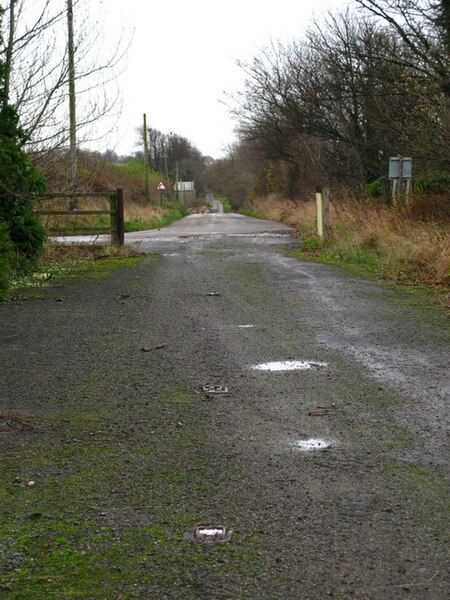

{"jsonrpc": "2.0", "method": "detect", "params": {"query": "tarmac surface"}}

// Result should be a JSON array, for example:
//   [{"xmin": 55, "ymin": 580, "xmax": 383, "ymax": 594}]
[{"xmin": 1, "ymin": 211, "xmax": 449, "ymax": 598}]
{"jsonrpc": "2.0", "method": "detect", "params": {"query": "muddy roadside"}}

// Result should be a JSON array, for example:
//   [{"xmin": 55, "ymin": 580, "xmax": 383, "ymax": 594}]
[{"xmin": 0, "ymin": 233, "xmax": 449, "ymax": 599}]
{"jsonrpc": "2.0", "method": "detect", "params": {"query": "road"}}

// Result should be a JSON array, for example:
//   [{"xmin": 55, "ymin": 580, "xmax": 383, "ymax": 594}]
[
  {"xmin": 1, "ymin": 212, "xmax": 449, "ymax": 598},
  {"xmin": 53, "ymin": 211, "xmax": 291, "ymax": 245}
]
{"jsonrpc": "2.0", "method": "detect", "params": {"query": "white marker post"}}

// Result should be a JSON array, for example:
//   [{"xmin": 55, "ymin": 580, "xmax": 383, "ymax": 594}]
[
  {"xmin": 316, "ymin": 186, "xmax": 324, "ymax": 240},
  {"xmin": 315, "ymin": 186, "xmax": 330, "ymax": 241}
]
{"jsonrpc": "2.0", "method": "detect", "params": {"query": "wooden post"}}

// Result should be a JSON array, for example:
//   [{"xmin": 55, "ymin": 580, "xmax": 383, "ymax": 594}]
[
  {"xmin": 163, "ymin": 143, "xmax": 170, "ymax": 200},
  {"xmin": 4, "ymin": 0, "xmax": 16, "ymax": 102},
  {"xmin": 110, "ymin": 190, "xmax": 119, "ymax": 245},
  {"xmin": 116, "ymin": 188, "xmax": 125, "ymax": 245},
  {"xmin": 315, "ymin": 186, "xmax": 324, "ymax": 240},
  {"xmin": 67, "ymin": 0, "xmax": 78, "ymax": 210},
  {"xmin": 392, "ymin": 179, "xmax": 398, "ymax": 207}
]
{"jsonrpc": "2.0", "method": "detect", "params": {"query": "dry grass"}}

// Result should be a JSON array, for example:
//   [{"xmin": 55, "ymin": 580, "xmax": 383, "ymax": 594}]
[
  {"xmin": 41, "ymin": 241, "xmax": 139, "ymax": 262},
  {"xmin": 36, "ymin": 196, "xmax": 168, "ymax": 233},
  {"xmin": 124, "ymin": 202, "xmax": 165, "ymax": 223},
  {"xmin": 249, "ymin": 194, "xmax": 450, "ymax": 290}
]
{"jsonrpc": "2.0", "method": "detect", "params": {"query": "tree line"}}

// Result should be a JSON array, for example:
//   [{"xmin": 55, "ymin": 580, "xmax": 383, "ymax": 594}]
[
  {"xmin": 213, "ymin": 0, "xmax": 450, "ymax": 202},
  {"xmin": 136, "ymin": 126, "xmax": 208, "ymax": 185}
]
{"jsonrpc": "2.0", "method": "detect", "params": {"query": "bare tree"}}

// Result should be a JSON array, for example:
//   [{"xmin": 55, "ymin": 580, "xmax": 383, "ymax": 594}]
[
  {"xmin": 0, "ymin": 0, "xmax": 126, "ymax": 156},
  {"xmin": 233, "ymin": 8, "xmax": 450, "ymax": 192},
  {"xmin": 355, "ymin": 0, "xmax": 450, "ymax": 96},
  {"xmin": 136, "ymin": 126, "xmax": 205, "ymax": 182}
]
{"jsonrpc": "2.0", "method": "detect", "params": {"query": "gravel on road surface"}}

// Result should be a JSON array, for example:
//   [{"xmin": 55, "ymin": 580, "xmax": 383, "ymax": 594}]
[{"xmin": 1, "ymin": 216, "xmax": 449, "ymax": 599}]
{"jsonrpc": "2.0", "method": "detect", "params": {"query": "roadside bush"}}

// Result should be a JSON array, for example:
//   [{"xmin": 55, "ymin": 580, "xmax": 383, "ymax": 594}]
[
  {"xmin": 239, "ymin": 208, "xmax": 262, "ymax": 218},
  {"xmin": 416, "ymin": 171, "xmax": 450, "ymax": 194},
  {"xmin": 365, "ymin": 178, "xmax": 383, "ymax": 198},
  {"xmin": 9, "ymin": 214, "xmax": 46, "ymax": 260},
  {"xmin": 0, "ymin": 63, "xmax": 46, "ymax": 260},
  {"xmin": 223, "ymin": 199, "xmax": 233, "ymax": 213}
]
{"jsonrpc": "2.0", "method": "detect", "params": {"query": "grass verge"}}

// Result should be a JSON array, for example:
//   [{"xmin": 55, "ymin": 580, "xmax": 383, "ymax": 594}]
[
  {"xmin": 0, "ymin": 385, "xmax": 260, "ymax": 597},
  {"xmin": 124, "ymin": 203, "xmax": 188, "ymax": 232},
  {"xmin": 1, "ymin": 201, "xmax": 188, "ymax": 300},
  {"xmin": 5, "ymin": 244, "xmax": 145, "ymax": 301},
  {"xmin": 36, "ymin": 199, "xmax": 188, "ymax": 235},
  {"xmin": 238, "ymin": 208, "xmax": 262, "ymax": 219},
  {"xmin": 246, "ymin": 195, "xmax": 450, "ymax": 307}
]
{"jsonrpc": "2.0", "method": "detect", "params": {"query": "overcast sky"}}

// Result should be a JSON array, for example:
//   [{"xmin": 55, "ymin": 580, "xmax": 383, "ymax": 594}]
[{"xmin": 94, "ymin": 0, "xmax": 351, "ymax": 158}]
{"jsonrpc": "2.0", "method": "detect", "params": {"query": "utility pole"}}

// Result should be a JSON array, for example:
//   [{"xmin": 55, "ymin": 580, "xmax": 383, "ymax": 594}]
[
  {"xmin": 67, "ymin": 0, "xmax": 78, "ymax": 209},
  {"xmin": 163, "ymin": 142, "xmax": 169, "ymax": 200},
  {"xmin": 5, "ymin": 0, "xmax": 17, "ymax": 102},
  {"xmin": 143, "ymin": 113, "xmax": 150, "ymax": 202}
]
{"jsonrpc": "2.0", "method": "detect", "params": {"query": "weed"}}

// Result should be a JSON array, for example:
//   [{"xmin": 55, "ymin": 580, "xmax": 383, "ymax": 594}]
[
  {"xmin": 6, "ymin": 244, "xmax": 145, "ymax": 299},
  {"xmin": 239, "ymin": 208, "xmax": 262, "ymax": 218}
]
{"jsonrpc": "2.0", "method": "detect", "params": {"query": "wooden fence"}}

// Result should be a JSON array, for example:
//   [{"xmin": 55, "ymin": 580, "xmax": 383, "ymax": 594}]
[{"xmin": 33, "ymin": 188, "xmax": 125, "ymax": 245}]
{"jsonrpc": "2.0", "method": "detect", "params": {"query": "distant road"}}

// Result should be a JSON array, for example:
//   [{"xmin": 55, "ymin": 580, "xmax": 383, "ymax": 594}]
[
  {"xmin": 128, "ymin": 212, "xmax": 290, "ymax": 238},
  {"xmin": 53, "ymin": 210, "xmax": 292, "ymax": 246}
]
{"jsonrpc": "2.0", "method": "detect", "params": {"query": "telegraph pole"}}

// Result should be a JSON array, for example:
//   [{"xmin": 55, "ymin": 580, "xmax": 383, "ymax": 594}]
[
  {"xmin": 163, "ymin": 142, "xmax": 169, "ymax": 200},
  {"xmin": 5, "ymin": 0, "xmax": 17, "ymax": 102},
  {"xmin": 143, "ymin": 113, "xmax": 150, "ymax": 202},
  {"xmin": 67, "ymin": 0, "xmax": 78, "ymax": 209}
]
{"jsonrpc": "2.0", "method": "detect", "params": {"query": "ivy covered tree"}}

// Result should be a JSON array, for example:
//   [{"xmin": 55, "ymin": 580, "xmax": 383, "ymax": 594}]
[{"xmin": 0, "ymin": 7, "xmax": 46, "ymax": 262}]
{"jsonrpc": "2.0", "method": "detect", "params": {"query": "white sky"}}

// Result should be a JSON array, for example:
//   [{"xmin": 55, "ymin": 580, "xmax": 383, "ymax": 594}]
[{"xmin": 93, "ymin": 0, "xmax": 351, "ymax": 158}]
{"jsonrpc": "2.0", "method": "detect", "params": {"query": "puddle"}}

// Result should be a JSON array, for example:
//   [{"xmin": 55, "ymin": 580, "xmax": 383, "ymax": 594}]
[
  {"xmin": 184, "ymin": 525, "xmax": 232, "ymax": 543},
  {"xmin": 202, "ymin": 385, "xmax": 229, "ymax": 394},
  {"xmin": 252, "ymin": 360, "xmax": 327, "ymax": 372},
  {"xmin": 296, "ymin": 438, "xmax": 332, "ymax": 451}
]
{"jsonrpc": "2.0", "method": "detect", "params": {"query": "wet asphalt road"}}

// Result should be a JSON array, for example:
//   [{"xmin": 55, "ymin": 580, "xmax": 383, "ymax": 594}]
[
  {"xmin": 131, "ymin": 214, "xmax": 449, "ymax": 596},
  {"xmin": 2, "ymin": 212, "xmax": 449, "ymax": 598}
]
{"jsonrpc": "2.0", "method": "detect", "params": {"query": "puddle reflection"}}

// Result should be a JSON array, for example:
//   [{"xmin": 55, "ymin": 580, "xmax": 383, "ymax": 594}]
[
  {"xmin": 296, "ymin": 438, "xmax": 332, "ymax": 450},
  {"xmin": 252, "ymin": 360, "xmax": 327, "ymax": 372}
]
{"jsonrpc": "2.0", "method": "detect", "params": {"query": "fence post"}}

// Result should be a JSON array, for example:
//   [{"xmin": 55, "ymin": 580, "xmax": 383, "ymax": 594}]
[
  {"xmin": 110, "ymin": 190, "xmax": 119, "ymax": 245},
  {"xmin": 116, "ymin": 188, "xmax": 125, "ymax": 245},
  {"xmin": 110, "ymin": 188, "xmax": 125, "ymax": 246}
]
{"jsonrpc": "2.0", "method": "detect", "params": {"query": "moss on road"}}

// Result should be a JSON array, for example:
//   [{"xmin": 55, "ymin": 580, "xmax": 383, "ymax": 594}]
[{"xmin": 1, "ymin": 235, "xmax": 449, "ymax": 599}]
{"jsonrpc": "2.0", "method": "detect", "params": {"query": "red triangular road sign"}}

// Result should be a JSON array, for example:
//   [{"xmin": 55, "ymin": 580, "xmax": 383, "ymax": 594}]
[{"xmin": 157, "ymin": 180, "xmax": 167, "ymax": 190}]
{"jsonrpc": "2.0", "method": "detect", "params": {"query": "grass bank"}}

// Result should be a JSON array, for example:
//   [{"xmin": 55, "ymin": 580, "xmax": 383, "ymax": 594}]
[
  {"xmin": 0, "ymin": 201, "xmax": 187, "ymax": 300},
  {"xmin": 36, "ymin": 199, "xmax": 188, "ymax": 235},
  {"xmin": 5, "ymin": 244, "xmax": 145, "ymax": 301},
  {"xmin": 246, "ymin": 195, "xmax": 450, "ymax": 305}
]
